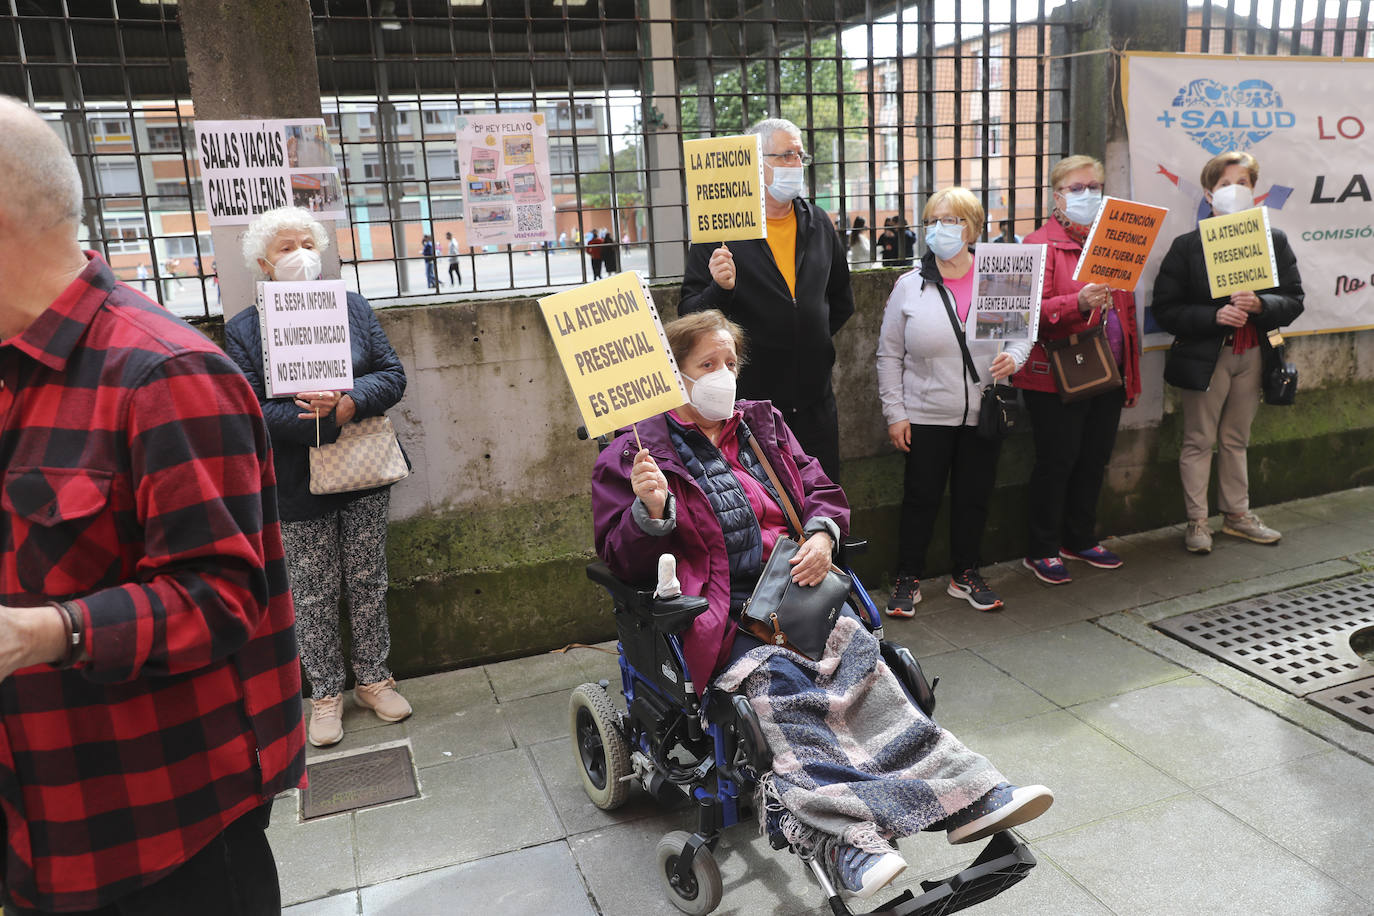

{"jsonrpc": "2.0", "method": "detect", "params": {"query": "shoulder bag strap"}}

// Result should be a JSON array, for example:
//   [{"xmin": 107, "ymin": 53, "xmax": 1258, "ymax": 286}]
[
  {"xmin": 742, "ymin": 425, "xmax": 804, "ymax": 539},
  {"xmin": 935, "ymin": 281, "xmax": 981, "ymax": 387}
]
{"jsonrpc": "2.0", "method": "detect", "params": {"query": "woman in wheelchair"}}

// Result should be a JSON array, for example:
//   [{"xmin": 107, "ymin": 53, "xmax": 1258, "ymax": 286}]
[{"xmin": 591, "ymin": 310, "xmax": 1053, "ymax": 902}]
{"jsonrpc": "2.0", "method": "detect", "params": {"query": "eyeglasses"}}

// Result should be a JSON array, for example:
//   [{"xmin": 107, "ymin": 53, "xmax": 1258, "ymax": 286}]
[
  {"xmin": 923, "ymin": 217, "xmax": 966, "ymax": 228},
  {"xmin": 764, "ymin": 151, "xmax": 814, "ymax": 166},
  {"xmin": 1057, "ymin": 182, "xmax": 1103, "ymax": 194}
]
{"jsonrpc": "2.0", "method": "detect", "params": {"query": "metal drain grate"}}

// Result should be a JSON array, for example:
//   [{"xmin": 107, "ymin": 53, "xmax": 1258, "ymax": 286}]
[
  {"xmin": 1307, "ymin": 678, "xmax": 1374, "ymax": 732},
  {"xmin": 1154, "ymin": 573, "xmax": 1374, "ymax": 697},
  {"xmin": 302, "ymin": 745, "xmax": 418, "ymax": 820}
]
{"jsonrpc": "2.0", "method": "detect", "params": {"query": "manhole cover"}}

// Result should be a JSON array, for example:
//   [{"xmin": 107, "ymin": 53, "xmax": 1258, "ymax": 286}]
[
  {"xmin": 1154, "ymin": 572, "xmax": 1374, "ymax": 698},
  {"xmin": 302, "ymin": 745, "xmax": 418, "ymax": 820},
  {"xmin": 1307, "ymin": 677, "xmax": 1374, "ymax": 732}
]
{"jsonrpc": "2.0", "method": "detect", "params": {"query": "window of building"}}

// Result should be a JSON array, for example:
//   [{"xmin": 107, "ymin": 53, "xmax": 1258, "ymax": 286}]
[
  {"xmin": 88, "ymin": 117, "xmax": 131, "ymax": 142},
  {"xmin": 145, "ymin": 124, "xmax": 185, "ymax": 150},
  {"xmin": 101, "ymin": 215, "xmax": 147, "ymax": 253},
  {"xmin": 95, "ymin": 159, "xmax": 142, "ymax": 196},
  {"xmin": 162, "ymin": 234, "xmax": 213, "ymax": 260},
  {"xmin": 362, "ymin": 151, "xmax": 417, "ymax": 179}
]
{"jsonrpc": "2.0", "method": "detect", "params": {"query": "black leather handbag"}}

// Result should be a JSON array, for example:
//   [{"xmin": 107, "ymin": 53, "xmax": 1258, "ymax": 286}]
[
  {"xmin": 737, "ymin": 429, "xmax": 852, "ymax": 660},
  {"xmin": 740, "ymin": 536, "xmax": 851, "ymax": 659},
  {"xmin": 1262, "ymin": 331, "xmax": 1297, "ymax": 406}
]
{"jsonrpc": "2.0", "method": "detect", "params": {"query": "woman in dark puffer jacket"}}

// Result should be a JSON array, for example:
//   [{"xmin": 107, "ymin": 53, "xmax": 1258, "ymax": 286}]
[{"xmin": 1152, "ymin": 151, "xmax": 1304, "ymax": 555}]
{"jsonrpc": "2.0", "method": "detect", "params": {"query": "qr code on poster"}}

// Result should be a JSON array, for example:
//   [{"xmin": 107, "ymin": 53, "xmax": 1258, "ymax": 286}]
[{"xmin": 515, "ymin": 206, "xmax": 542, "ymax": 232}]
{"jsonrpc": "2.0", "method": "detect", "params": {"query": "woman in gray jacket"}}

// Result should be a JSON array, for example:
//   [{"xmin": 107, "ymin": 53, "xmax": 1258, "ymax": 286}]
[{"xmin": 877, "ymin": 188, "xmax": 1030, "ymax": 615}]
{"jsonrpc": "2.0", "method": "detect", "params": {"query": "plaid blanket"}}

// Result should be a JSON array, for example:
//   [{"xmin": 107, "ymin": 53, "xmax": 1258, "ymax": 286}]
[{"xmin": 716, "ymin": 615, "xmax": 1003, "ymax": 854}]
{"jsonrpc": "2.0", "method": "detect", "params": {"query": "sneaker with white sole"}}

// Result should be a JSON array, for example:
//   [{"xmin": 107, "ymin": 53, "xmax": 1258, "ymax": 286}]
[
  {"xmin": 819, "ymin": 839, "xmax": 908, "ymax": 900},
  {"xmin": 946, "ymin": 782, "xmax": 1054, "ymax": 845},
  {"xmin": 308, "ymin": 693, "xmax": 343, "ymax": 747},
  {"xmin": 1185, "ymin": 519, "xmax": 1213, "ymax": 554},
  {"xmin": 1222, "ymin": 512, "xmax": 1281, "ymax": 545},
  {"xmin": 1059, "ymin": 545, "xmax": 1123, "ymax": 569},
  {"xmin": 354, "ymin": 677, "xmax": 413, "ymax": 722},
  {"xmin": 886, "ymin": 574, "xmax": 921, "ymax": 618},
  {"xmin": 947, "ymin": 569, "xmax": 1003, "ymax": 611},
  {"xmin": 1023, "ymin": 556, "xmax": 1072, "ymax": 585}
]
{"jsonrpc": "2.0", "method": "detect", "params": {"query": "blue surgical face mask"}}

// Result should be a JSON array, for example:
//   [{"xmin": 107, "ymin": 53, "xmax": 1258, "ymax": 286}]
[
  {"xmin": 1062, "ymin": 189, "xmax": 1103, "ymax": 226},
  {"xmin": 924, "ymin": 222, "xmax": 966, "ymax": 261},
  {"xmin": 766, "ymin": 166, "xmax": 805, "ymax": 204}
]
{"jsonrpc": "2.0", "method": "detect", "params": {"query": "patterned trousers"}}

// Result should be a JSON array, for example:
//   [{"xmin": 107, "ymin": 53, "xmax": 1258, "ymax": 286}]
[{"xmin": 281, "ymin": 489, "xmax": 393, "ymax": 697}]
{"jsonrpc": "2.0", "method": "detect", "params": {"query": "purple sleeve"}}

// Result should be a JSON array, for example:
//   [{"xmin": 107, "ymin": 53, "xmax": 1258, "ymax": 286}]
[{"xmin": 591, "ymin": 438, "xmax": 675, "ymax": 586}]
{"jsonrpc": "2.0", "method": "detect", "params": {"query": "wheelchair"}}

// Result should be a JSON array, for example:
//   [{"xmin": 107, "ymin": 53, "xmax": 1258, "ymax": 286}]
[{"xmin": 570, "ymin": 540, "xmax": 1037, "ymax": 915}]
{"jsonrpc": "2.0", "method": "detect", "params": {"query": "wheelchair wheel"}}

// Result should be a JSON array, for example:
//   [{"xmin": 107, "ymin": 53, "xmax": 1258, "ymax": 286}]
[
  {"xmin": 569, "ymin": 683, "xmax": 631, "ymax": 810},
  {"xmin": 655, "ymin": 830, "xmax": 723, "ymax": 916}
]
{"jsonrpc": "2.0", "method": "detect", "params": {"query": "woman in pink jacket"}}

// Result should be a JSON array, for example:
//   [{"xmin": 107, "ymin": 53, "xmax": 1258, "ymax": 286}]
[{"xmin": 1011, "ymin": 155, "xmax": 1142, "ymax": 585}]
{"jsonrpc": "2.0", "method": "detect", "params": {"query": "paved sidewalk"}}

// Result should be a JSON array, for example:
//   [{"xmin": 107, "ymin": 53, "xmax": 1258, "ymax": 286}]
[{"xmin": 274, "ymin": 488, "xmax": 1374, "ymax": 916}]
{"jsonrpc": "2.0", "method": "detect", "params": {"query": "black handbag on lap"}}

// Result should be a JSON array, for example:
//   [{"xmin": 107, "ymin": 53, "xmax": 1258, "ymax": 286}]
[
  {"xmin": 1262, "ymin": 330, "xmax": 1297, "ymax": 406},
  {"xmin": 737, "ymin": 429, "xmax": 853, "ymax": 660}
]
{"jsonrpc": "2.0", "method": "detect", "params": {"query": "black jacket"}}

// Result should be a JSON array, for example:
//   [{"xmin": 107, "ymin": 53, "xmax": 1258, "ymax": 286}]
[
  {"xmin": 224, "ymin": 291, "xmax": 408, "ymax": 522},
  {"xmin": 1152, "ymin": 226, "xmax": 1304, "ymax": 391},
  {"xmin": 679, "ymin": 197, "xmax": 854, "ymax": 410}
]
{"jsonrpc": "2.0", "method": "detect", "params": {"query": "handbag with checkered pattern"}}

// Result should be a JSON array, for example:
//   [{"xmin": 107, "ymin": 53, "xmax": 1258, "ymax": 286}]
[{"xmin": 308, "ymin": 414, "xmax": 410, "ymax": 495}]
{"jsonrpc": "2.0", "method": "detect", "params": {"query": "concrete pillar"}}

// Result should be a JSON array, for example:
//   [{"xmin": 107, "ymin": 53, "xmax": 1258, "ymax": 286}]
[
  {"xmin": 642, "ymin": 0, "xmax": 686, "ymax": 280},
  {"xmin": 178, "ymin": 0, "xmax": 338, "ymax": 319}
]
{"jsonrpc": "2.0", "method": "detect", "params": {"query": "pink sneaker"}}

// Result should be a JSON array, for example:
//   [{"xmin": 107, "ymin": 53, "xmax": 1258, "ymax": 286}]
[{"xmin": 354, "ymin": 677, "xmax": 413, "ymax": 723}]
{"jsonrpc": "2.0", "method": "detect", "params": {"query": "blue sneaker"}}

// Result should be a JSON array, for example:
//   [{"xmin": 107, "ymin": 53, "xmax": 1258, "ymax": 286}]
[
  {"xmin": 946, "ymin": 782, "xmax": 1054, "ymax": 845},
  {"xmin": 1060, "ymin": 545, "xmax": 1124, "ymax": 569},
  {"xmin": 1023, "ymin": 556, "xmax": 1072, "ymax": 585},
  {"xmin": 820, "ymin": 839, "xmax": 908, "ymax": 900}
]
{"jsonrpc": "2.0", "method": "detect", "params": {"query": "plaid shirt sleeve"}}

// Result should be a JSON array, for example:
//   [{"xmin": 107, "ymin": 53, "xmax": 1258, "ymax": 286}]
[{"xmin": 71, "ymin": 349, "xmax": 280, "ymax": 681}]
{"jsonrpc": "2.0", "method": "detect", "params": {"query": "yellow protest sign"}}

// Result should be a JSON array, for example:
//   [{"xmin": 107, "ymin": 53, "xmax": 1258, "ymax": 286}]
[
  {"xmin": 538, "ymin": 271, "xmax": 687, "ymax": 438},
  {"xmin": 1198, "ymin": 206, "xmax": 1279, "ymax": 299},
  {"xmin": 683, "ymin": 134, "xmax": 767, "ymax": 244},
  {"xmin": 1072, "ymin": 197, "xmax": 1169, "ymax": 290}
]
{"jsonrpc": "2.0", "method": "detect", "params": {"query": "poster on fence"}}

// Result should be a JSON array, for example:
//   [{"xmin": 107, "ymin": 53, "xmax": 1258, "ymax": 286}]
[
  {"xmin": 1125, "ymin": 52, "xmax": 1374, "ymax": 341},
  {"xmin": 683, "ymin": 134, "xmax": 767, "ymax": 244},
  {"xmin": 256, "ymin": 279, "xmax": 353, "ymax": 399},
  {"xmin": 195, "ymin": 119, "xmax": 345, "ymax": 226},
  {"xmin": 457, "ymin": 113, "xmax": 555, "ymax": 248},
  {"xmin": 967, "ymin": 243, "xmax": 1046, "ymax": 344},
  {"xmin": 1073, "ymin": 197, "xmax": 1170, "ymax": 290},
  {"xmin": 538, "ymin": 271, "xmax": 687, "ymax": 438},
  {"xmin": 1198, "ymin": 206, "xmax": 1279, "ymax": 299}
]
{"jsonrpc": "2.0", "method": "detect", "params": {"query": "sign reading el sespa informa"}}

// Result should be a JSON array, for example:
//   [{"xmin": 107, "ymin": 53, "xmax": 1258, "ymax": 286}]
[
  {"xmin": 683, "ymin": 135, "xmax": 767, "ymax": 244},
  {"xmin": 195, "ymin": 119, "xmax": 345, "ymax": 226},
  {"xmin": 258, "ymin": 280, "xmax": 353, "ymax": 399},
  {"xmin": 538, "ymin": 272, "xmax": 687, "ymax": 438}
]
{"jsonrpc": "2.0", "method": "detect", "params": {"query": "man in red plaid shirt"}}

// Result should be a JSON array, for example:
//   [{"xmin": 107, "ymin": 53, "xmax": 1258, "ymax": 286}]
[{"xmin": 0, "ymin": 98, "xmax": 306, "ymax": 914}]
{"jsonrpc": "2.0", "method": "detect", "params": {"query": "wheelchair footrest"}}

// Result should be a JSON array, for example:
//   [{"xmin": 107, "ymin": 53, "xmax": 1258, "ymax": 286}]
[{"xmin": 858, "ymin": 831, "xmax": 1037, "ymax": 916}]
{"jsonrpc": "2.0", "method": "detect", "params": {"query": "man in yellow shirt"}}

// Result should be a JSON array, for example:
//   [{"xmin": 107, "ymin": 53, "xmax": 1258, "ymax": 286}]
[{"xmin": 679, "ymin": 118, "xmax": 854, "ymax": 480}]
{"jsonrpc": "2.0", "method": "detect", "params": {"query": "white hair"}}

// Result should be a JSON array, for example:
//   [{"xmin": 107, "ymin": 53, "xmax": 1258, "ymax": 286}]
[
  {"xmin": 240, "ymin": 206, "xmax": 330, "ymax": 279},
  {"xmin": 746, "ymin": 118, "xmax": 802, "ymax": 150},
  {"xmin": 0, "ymin": 96, "xmax": 84, "ymax": 231}
]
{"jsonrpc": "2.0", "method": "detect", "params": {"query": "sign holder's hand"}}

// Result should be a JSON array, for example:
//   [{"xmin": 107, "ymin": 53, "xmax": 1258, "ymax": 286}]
[
  {"xmin": 631, "ymin": 446, "xmax": 671, "ymax": 520},
  {"xmin": 708, "ymin": 244, "xmax": 736, "ymax": 291},
  {"xmin": 1077, "ymin": 283, "xmax": 1111, "ymax": 315},
  {"xmin": 1216, "ymin": 303, "xmax": 1249, "ymax": 327},
  {"xmin": 989, "ymin": 342, "xmax": 1015, "ymax": 381}
]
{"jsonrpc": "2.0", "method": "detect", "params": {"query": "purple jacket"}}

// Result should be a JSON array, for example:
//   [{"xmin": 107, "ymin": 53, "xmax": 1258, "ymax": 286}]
[{"xmin": 592, "ymin": 400, "xmax": 850, "ymax": 693}]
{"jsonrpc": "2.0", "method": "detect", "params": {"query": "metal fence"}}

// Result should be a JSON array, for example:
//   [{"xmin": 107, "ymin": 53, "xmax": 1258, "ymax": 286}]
[{"xmin": 34, "ymin": 3, "xmax": 1373, "ymax": 313}]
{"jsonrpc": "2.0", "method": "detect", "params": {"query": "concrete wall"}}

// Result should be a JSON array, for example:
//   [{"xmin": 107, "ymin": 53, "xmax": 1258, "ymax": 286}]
[{"xmin": 232, "ymin": 267, "xmax": 1368, "ymax": 677}]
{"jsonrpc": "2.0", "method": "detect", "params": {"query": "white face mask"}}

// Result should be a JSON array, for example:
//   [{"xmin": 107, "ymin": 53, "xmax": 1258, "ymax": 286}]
[
  {"xmin": 924, "ymin": 222, "xmax": 966, "ymax": 261},
  {"xmin": 267, "ymin": 247, "xmax": 322, "ymax": 282},
  {"xmin": 683, "ymin": 367, "xmax": 737, "ymax": 421},
  {"xmin": 766, "ymin": 166, "xmax": 805, "ymax": 204},
  {"xmin": 1210, "ymin": 184, "xmax": 1254, "ymax": 215},
  {"xmin": 1062, "ymin": 189, "xmax": 1103, "ymax": 226}
]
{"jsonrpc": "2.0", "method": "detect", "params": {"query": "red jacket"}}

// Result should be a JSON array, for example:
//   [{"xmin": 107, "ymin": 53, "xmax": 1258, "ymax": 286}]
[{"xmin": 1010, "ymin": 218, "xmax": 1141, "ymax": 406}]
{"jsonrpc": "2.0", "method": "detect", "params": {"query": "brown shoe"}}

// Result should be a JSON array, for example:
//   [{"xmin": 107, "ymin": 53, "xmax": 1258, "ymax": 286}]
[
  {"xmin": 354, "ymin": 677, "xmax": 413, "ymax": 722},
  {"xmin": 308, "ymin": 693, "xmax": 344, "ymax": 747}
]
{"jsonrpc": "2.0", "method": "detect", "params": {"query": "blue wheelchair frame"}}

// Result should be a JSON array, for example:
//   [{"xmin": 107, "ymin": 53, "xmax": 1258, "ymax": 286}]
[{"xmin": 575, "ymin": 549, "xmax": 1037, "ymax": 916}]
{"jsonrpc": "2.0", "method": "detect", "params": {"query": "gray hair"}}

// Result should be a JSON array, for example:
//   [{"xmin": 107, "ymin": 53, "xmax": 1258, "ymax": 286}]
[
  {"xmin": 746, "ymin": 118, "xmax": 802, "ymax": 150},
  {"xmin": 240, "ymin": 205, "xmax": 330, "ymax": 279},
  {"xmin": 0, "ymin": 96, "xmax": 84, "ymax": 231}
]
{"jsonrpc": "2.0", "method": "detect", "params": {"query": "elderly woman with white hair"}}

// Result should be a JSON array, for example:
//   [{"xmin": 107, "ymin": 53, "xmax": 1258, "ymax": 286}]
[{"xmin": 223, "ymin": 206, "xmax": 411, "ymax": 748}]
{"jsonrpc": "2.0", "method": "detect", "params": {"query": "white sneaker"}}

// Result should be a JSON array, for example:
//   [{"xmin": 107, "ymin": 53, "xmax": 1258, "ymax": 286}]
[{"xmin": 308, "ymin": 694, "xmax": 344, "ymax": 747}]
